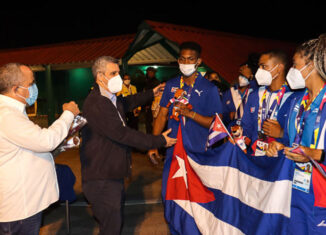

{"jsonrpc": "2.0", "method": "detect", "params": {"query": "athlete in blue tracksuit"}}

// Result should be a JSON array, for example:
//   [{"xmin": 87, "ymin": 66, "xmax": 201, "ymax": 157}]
[
  {"xmin": 240, "ymin": 50, "xmax": 300, "ymax": 156},
  {"xmin": 266, "ymin": 35, "xmax": 326, "ymax": 235},
  {"xmin": 222, "ymin": 54, "xmax": 260, "ymax": 127}
]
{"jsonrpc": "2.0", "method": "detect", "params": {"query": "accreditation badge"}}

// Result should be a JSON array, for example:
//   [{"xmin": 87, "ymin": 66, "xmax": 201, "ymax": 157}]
[
  {"xmin": 253, "ymin": 139, "xmax": 269, "ymax": 156},
  {"xmin": 292, "ymin": 162, "xmax": 312, "ymax": 193},
  {"xmin": 252, "ymin": 132, "xmax": 275, "ymax": 156}
]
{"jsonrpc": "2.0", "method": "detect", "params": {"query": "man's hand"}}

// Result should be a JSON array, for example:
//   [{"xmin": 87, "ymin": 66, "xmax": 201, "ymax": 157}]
[
  {"xmin": 148, "ymin": 149, "xmax": 160, "ymax": 165},
  {"xmin": 176, "ymin": 103, "xmax": 193, "ymax": 118},
  {"xmin": 262, "ymin": 119, "xmax": 284, "ymax": 138},
  {"xmin": 162, "ymin": 128, "xmax": 177, "ymax": 147},
  {"xmin": 284, "ymin": 146, "xmax": 322, "ymax": 162},
  {"xmin": 153, "ymin": 83, "xmax": 166, "ymax": 97},
  {"xmin": 63, "ymin": 101, "xmax": 80, "ymax": 116},
  {"xmin": 266, "ymin": 141, "xmax": 284, "ymax": 157}
]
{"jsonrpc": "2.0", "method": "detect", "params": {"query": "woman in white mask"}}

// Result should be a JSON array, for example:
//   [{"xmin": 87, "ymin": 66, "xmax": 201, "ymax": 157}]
[{"xmin": 266, "ymin": 34, "xmax": 326, "ymax": 235}]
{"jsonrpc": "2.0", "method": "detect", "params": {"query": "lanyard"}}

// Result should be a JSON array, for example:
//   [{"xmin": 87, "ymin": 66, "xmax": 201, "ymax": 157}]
[
  {"xmin": 236, "ymin": 86, "xmax": 250, "ymax": 119},
  {"xmin": 293, "ymin": 85, "xmax": 326, "ymax": 148},
  {"xmin": 258, "ymin": 84, "xmax": 287, "ymax": 132},
  {"xmin": 180, "ymin": 72, "xmax": 198, "ymax": 101}
]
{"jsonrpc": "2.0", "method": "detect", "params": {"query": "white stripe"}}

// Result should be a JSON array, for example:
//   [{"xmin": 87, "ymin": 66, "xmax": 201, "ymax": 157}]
[
  {"xmin": 175, "ymin": 200, "xmax": 244, "ymax": 235},
  {"xmin": 187, "ymin": 157, "xmax": 292, "ymax": 217},
  {"xmin": 208, "ymin": 131, "xmax": 220, "ymax": 140}
]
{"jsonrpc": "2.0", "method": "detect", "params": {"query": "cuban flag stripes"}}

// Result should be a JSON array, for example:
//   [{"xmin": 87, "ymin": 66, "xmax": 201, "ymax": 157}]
[
  {"xmin": 206, "ymin": 114, "xmax": 230, "ymax": 149},
  {"xmin": 163, "ymin": 124, "xmax": 295, "ymax": 235}
]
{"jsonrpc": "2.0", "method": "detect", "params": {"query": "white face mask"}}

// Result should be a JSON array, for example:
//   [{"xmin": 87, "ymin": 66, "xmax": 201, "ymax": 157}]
[
  {"xmin": 179, "ymin": 63, "xmax": 197, "ymax": 76},
  {"xmin": 238, "ymin": 75, "xmax": 250, "ymax": 87},
  {"xmin": 104, "ymin": 74, "xmax": 123, "ymax": 93},
  {"xmin": 286, "ymin": 63, "xmax": 313, "ymax": 90},
  {"xmin": 255, "ymin": 64, "xmax": 279, "ymax": 86}
]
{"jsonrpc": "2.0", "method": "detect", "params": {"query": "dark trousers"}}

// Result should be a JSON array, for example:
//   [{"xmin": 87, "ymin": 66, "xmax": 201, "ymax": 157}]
[
  {"xmin": 145, "ymin": 107, "xmax": 153, "ymax": 134},
  {"xmin": 0, "ymin": 212, "xmax": 42, "ymax": 235},
  {"xmin": 83, "ymin": 179, "xmax": 125, "ymax": 235}
]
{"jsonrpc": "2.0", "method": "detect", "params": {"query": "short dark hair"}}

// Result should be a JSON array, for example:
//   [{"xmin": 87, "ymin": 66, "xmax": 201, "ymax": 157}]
[
  {"xmin": 123, "ymin": 73, "xmax": 131, "ymax": 79},
  {"xmin": 146, "ymin": 67, "xmax": 157, "ymax": 72},
  {"xmin": 261, "ymin": 49, "xmax": 289, "ymax": 71},
  {"xmin": 179, "ymin": 41, "xmax": 202, "ymax": 57},
  {"xmin": 240, "ymin": 53, "xmax": 260, "ymax": 75}
]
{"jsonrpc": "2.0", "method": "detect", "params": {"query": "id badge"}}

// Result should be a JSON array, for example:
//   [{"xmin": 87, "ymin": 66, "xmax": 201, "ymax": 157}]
[
  {"xmin": 292, "ymin": 163, "xmax": 312, "ymax": 193},
  {"xmin": 254, "ymin": 139, "xmax": 269, "ymax": 156}
]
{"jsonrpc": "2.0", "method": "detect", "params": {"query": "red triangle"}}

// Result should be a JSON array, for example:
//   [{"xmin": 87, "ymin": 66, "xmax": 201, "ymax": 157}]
[
  {"xmin": 165, "ymin": 125, "xmax": 215, "ymax": 203},
  {"xmin": 313, "ymin": 164, "xmax": 326, "ymax": 207}
]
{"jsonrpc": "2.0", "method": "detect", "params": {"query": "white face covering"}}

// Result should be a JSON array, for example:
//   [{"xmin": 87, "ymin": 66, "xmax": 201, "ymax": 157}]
[
  {"xmin": 179, "ymin": 63, "xmax": 197, "ymax": 76},
  {"xmin": 255, "ymin": 64, "xmax": 279, "ymax": 86},
  {"xmin": 238, "ymin": 75, "xmax": 250, "ymax": 87},
  {"xmin": 286, "ymin": 63, "xmax": 313, "ymax": 90},
  {"xmin": 104, "ymin": 74, "xmax": 123, "ymax": 93}
]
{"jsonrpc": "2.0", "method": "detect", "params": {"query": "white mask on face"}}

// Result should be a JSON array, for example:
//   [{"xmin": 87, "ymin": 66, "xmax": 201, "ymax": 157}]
[
  {"xmin": 104, "ymin": 74, "xmax": 123, "ymax": 93},
  {"xmin": 286, "ymin": 63, "xmax": 313, "ymax": 90},
  {"xmin": 238, "ymin": 75, "xmax": 250, "ymax": 87},
  {"xmin": 255, "ymin": 64, "xmax": 279, "ymax": 86},
  {"xmin": 179, "ymin": 63, "xmax": 197, "ymax": 76}
]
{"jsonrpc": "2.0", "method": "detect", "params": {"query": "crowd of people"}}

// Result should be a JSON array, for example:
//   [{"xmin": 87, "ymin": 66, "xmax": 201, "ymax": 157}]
[{"xmin": 0, "ymin": 34, "xmax": 325, "ymax": 235}]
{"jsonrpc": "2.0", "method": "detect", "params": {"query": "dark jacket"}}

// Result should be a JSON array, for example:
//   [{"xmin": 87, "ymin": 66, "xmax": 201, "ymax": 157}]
[{"xmin": 80, "ymin": 85, "xmax": 166, "ymax": 181}]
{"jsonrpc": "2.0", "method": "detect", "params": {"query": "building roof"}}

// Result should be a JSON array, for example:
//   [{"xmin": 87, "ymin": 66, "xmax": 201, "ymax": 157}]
[
  {"xmin": 0, "ymin": 34, "xmax": 135, "ymax": 70},
  {"xmin": 131, "ymin": 20, "xmax": 298, "ymax": 83},
  {"xmin": 0, "ymin": 20, "xmax": 298, "ymax": 82}
]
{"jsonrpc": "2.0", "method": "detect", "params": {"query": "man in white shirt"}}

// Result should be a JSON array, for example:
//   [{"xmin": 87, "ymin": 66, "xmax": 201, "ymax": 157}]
[{"xmin": 0, "ymin": 63, "xmax": 80, "ymax": 235}]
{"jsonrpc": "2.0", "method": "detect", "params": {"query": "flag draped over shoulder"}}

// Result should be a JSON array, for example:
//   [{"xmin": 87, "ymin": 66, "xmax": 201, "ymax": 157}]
[{"xmin": 163, "ymin": 124, "xmax": 294, "ymax": 235}]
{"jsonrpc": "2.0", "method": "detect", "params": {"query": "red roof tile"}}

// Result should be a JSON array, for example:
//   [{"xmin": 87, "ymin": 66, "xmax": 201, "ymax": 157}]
[{"xmin": 0, "ymin": 34, "xmax": 135, "ymax": 67}]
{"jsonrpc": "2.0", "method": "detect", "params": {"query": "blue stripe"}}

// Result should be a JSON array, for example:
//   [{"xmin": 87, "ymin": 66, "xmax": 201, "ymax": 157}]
[
  {"xmin": 164, "ymin": 200, "xmax": 201, "ymax": 235},
  {"xmin": 199, "ymin": 188, "xmax": 290, "ymax": 235}
]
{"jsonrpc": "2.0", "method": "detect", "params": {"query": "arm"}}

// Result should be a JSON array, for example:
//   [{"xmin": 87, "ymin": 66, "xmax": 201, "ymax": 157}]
[
  {"xmin": 176, "ymin": 105, "xmax": 214, "ymax": 128},
  {"xmin": 84, "ymin": 97, "xmax": 166, "ymax": 150},
  {"xmin": 153, "ymin": 106, "xmax": 169, "ymax": 135},
  {"xmin": 0, "ymin": 109, "xmax": 74, "ymax": 152},
  {"xmin": 122, "ymin": 89, "xmax": 154, "ymax": 113}
]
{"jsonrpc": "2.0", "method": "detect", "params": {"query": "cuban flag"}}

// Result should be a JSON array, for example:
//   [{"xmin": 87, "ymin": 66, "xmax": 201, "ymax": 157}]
[
  {"xmin": 206, "ymin": 114, "xmax": 230, "ymax": 149},
  {"xmin": 163, "ymin": 124, "xmax": 294, "ymax": 235}
]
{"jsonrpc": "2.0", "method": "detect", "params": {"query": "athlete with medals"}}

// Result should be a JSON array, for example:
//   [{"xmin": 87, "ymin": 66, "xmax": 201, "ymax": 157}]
[
  {"xmin": 240, "ymin": 50, "xmax": 300, "ymax": 156},
  {"xmin": 266, "ymin": 34, "xmax": 326, "ymax": 235}
]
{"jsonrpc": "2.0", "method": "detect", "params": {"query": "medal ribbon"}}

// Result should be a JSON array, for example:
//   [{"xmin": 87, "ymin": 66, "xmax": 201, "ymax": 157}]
[
  {"xmin": 236, "ymin": 86, "xmax": 250, "ymax": 120},
  {"xmin": 294, "ymin": 84, "xmax": 326, "ymax": 148},
  {"xmin": 258, "ymin": 83, "xmax": 287, "ymax": 132}
]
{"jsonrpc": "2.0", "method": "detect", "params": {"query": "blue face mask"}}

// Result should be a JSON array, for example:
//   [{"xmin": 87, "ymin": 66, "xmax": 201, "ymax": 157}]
[{"xmin": 18, "ymin": 83, "xmax": 38, "ymax": 106}]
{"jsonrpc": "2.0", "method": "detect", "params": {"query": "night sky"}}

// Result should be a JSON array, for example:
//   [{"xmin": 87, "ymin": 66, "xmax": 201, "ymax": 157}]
[{"xmin": 0, "ymin": 2, "xmax": 325, "ymax": 49}]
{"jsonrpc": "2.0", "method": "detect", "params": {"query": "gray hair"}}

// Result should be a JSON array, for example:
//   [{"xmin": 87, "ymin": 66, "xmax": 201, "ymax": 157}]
[
  {"xmin": 92, "ymin": 56, "xmax": 119, "ymax": 78},
  {"xmin": 0, "ymin": 63, "xmax": 24, "ymax": 94}
]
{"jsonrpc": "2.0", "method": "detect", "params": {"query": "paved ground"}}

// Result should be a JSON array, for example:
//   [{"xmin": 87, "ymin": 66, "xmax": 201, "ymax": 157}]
[{"xmin": 39, "ymin": 148, "xmax": 171, "ymax": 235}]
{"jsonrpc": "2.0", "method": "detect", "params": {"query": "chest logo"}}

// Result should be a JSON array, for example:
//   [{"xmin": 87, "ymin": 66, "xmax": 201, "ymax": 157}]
[{"xmin": 195, "ymin": 89, "xmax": 203, "ymax": 96}]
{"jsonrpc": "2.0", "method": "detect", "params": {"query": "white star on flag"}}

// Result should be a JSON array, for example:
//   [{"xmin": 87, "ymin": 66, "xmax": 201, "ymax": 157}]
[{"xmin": 172, "ymin": 155, "xmax": 188, "ymax": 188}]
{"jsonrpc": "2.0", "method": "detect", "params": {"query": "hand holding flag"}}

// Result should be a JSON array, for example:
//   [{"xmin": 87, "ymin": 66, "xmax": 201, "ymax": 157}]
[{"xmin": 206, "ymin": 113, "xmax": 233, "ymax": 150}]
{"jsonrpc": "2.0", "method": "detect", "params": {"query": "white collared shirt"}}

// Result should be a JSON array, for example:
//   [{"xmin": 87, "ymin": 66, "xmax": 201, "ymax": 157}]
[{"xmin": 0, "ymin": 95, "xmax": 74, "ymax": 222}]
